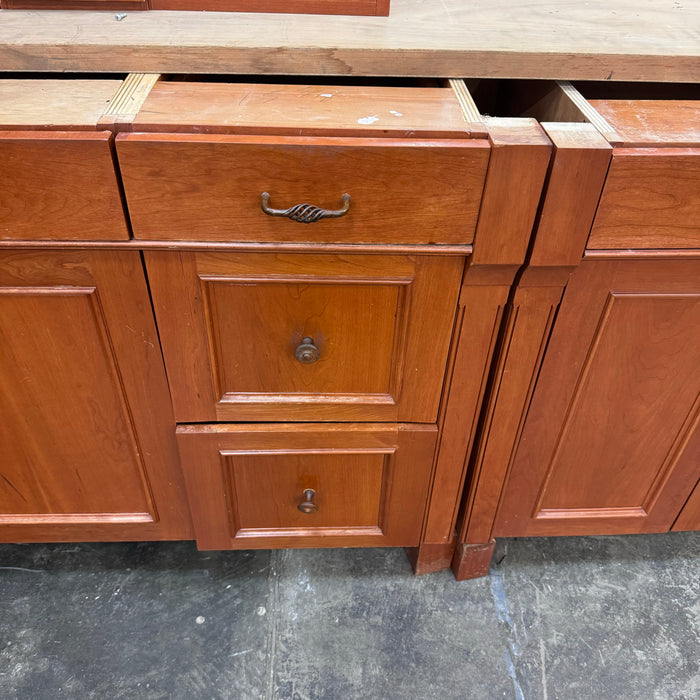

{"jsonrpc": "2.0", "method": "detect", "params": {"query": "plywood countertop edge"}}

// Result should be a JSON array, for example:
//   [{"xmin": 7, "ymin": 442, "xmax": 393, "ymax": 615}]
[{"xmin": 0, "ymin": 0, "xmax": 698, "ymax": 82}]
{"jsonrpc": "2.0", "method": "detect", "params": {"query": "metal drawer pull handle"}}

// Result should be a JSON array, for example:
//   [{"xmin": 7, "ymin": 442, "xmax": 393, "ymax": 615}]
[
  {"xmin": 298, "ymin": 489, "xmax": 319, "ymax": 514},
  {"xmin": 295, "ymin": 337, "xmax": 320, "ymax": 364},
  {"xmin": 261, "ymin": 192, "xmax": 350, "ymax": 223}
]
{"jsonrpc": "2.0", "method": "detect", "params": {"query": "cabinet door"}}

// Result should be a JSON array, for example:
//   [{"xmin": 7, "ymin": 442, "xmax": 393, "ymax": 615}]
[
  {"xmin": 144, "ymin": 250, "xmax": 463, "ymax": 423},
  {"xmin": 0, "ymin": 251, "xmax": 192, "ymax": 542},
  {"xmin": 494, "ymin": 258, "xmax": 700, "ymax": 537},
  {"xmin": 176, "ymin": 423, "xmax": 436, "ymax": 549}
]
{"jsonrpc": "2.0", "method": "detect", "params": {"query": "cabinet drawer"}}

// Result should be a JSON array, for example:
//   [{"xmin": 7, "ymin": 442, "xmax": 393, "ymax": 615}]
[
  {"xmin": 116, "ymin": 133, "xmax": 489, "ymax": 245},
  {"xmin": 144, "ymin": 250, "xmax": 464, "ymax": 423},
  {"xmin": 176, "ymin": 423, "xmax": 436, "ymax": 549},
  {"xmin": 0, "ymin": 132, "xmax": 129, "ymax": 241}
]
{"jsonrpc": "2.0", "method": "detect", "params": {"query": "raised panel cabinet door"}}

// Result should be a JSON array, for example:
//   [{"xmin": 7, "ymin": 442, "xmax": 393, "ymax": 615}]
[
  {"xmin": 143, "ymin": 250, "xmax": 464, "ymax": 423},
  {"xmin": 0, "ymin": 132, "xmax": 130, "ymax": 241},
  {"xmin": 176, "ymin": 423, "xmax": 437, "ymax": 549},
  {"xmin": 493, "ymin": 258, "xmax": 700, "ymax": 537},
  {"xmin": 0, "ymin": 250, "xmax": 192, "ymax": 542}
]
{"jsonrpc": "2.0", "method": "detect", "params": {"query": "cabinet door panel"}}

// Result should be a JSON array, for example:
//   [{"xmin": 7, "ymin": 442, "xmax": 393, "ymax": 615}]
[
  {"xmin": 176, "ymin": 423, "xmax": 436, "ymax": 549},
  {"xmin": 0, "ymin": 251, "xmax": 192, "ymax": 541},
  {"xmin": 494, "ymin": 259, "xmax": 700, "ymax": 537},
  {"xmin": 144, "ymin": 251, "xmax": 463, "ymax": 423}
]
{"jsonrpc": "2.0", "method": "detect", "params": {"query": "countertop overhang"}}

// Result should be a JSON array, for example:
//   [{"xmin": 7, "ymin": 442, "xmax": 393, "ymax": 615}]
[{"xmin": 0, "ymin": 0, "xmax": 699, "ymax": 82}]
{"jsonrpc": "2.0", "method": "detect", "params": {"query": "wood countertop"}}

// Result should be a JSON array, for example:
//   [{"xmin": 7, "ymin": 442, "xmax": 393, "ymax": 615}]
[{"xmin": 0, "ymin": 0, "xmax": 698, "ymax": 81}]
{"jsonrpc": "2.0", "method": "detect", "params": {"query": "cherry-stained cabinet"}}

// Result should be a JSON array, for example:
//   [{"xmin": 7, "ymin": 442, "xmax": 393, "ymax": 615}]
[
  {"xmin": 453, "ymin": 85, "xmax": 700, "ymax": 578},
  {"xmin": 0, "ymin": 250, "xmax": 192, "ymax": 542},
  {"xmin": 494, "ymin": 258, "xmax": 700, "ymax": 537}
]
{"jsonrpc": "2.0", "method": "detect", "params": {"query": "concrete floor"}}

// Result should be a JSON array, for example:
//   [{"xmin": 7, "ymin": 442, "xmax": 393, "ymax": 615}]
[{"xmin": 1, "ymin": 533, "xmax": 698, "ymax": 699}]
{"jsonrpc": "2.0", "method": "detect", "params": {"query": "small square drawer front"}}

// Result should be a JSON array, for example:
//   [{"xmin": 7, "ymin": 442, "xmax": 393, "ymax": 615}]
[
  {"xmin": 144, "ymin": 250, "xmax": 464, "ymax": 423},
  {"xmin": 176, "ymin": 424, "xmax": 437, "ymax": 549},
  {"xmin": 584, "ymin": 99, "xmax": 700, "ymax": 250},
  {"xmin": 116, "ymin": 133, "xmax": 489, "ymax": 245},
  {"xmin": 0, "ymin": 132, "xmax": 129, "ymax": 241}
]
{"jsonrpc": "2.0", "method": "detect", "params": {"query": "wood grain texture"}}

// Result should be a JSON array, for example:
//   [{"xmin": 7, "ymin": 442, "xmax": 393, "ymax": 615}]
[
  {"xmin": 471, "ymin": 118, "xmax": 551, "ymax": 266},
  {"xmin": 98, "ymin": 73, "xmax": 160, "ymax": 130},
  {"xmin": 494, "ymin": 259, "xmax": 700, "ymax": 537},
  {"xmin": 132, "ymin": 82, "xmax": 469, "ymax": 138},
  {"xmin": 420, "ymin": 118, "xmax": 551, "ymax": 548},
  {"xmin": 529, "ymin": 123, "xmax": 611, "ymax": 267},
  {"xmin": 673, "ymin": 478, "xmax": 700, "ymax": 532},
  {"xmin": 144, "ymin": 250, "xmax": 463, "ymax": 423},
  {"xmin": 0, "ymin": 79, "xmax": 121, "ymax": 130},
  {"xmin": 116, "ymin": 133, "xmax": 489, "ymax": 245},
  {"xmin": 0, "ymin": 0, "xmax": 698, "ymax": 81},
  {"xmin": 451, "ymin": 541, "xmax": 495, "ymax": 581},
  {"xmin": 2, "ymin": 0, "xmax": 146, "ymax": 8},
  {"xmin": 589, "ymin": 99, "xmax": 700, "ymax": 147},
  {"xmin": 149, "ymin": 0, "xmax": 389, "ymax": 15},
  {"xmin": 458, "ymin": 123, "xmax": 613, "ymax": 546},
  {"xmin": 175, "ymin": 423, "xmax": 436, "ymax": 549},
  {"xmin": 0, "ymin": 131, "xmax": 129, "ymax": 241},
  {"xmin": 0, "ymin": 250, "xmax": 193, "ymax": 543},
  {"xmin": 588, "ymin": 148, "xmax": 700, "ymax": 249}
]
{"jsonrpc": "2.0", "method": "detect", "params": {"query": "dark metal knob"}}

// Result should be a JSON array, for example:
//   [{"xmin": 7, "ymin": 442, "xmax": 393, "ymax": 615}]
[
  {"xmin": 297, "ymin": 489, "xmax": 319, "ymax": 514},
  {"xmin": 295, "ymin": 337, "xmax": 320, "ymax": 364}
]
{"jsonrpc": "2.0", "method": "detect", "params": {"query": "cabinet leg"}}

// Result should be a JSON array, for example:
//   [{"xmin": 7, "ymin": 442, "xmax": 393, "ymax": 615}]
[
  {"xmin": 451, "ymin": 540, "xmax": 496, "ymax": 581},
  {"xmin": 405, "ymin": 541, "xmax": 456, "ymax": 575}
]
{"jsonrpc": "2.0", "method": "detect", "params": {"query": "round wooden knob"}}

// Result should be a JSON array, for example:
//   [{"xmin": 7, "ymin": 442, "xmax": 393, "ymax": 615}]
[
  {"xmin": 295, "ymin": 337, "xmax": 320, "ymax": 364},
  {"xmin": 297, "ymin": 489, "xmax": 319, "ymax": 514}
]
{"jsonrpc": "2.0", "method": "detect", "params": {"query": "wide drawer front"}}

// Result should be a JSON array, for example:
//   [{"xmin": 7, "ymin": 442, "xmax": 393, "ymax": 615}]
[
  {"xmin": 176, "ymin": 423, "xmax": 436, "ymax": 549},
  {"xmin": 0, "ymin": 132, "xmax": 130, "ymax": 242},
  {"xmin": 587, "ymin": 148, "xmax": 700, "ymax": 250},
  {"xmin": 144, "ymin": 250, "xmax": 464, "ymax": 423},
  {"xmin": 116, "ymin": 133, "xmax": 490, "ymax": 245}
]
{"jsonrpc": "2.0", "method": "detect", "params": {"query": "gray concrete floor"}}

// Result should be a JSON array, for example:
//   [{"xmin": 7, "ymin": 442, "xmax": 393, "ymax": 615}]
[{"xmin": 0, "ymin": 533, "xmax": 698, "ymax": 699}]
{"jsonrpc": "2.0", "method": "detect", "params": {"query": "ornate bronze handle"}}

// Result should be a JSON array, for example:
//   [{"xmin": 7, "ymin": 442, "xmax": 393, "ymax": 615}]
[
  {"xmin": 297, "ymin": 489, "xmax": 319, "ymax": 514},
  {"xmin": 295, "ymin": 337, "xmax": 320, "ymax": 364},
  {"xmin": 261, "ymin": 192, "xmax": 350, "ymax": 223}
]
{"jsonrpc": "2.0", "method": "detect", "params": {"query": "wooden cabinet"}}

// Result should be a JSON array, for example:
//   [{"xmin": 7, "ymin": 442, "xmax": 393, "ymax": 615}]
[
  {"xmin": 494, "ymin": 258, "xmax": 700, "ymax": 536},
  {"xmin": 0, "ymin": 75, "xmax": 555, "ymax": 574},
  {"xmin": 452, "ymin": 83, "xmax": 700, "ymax": 578},
  {"xmin": 0, "ymin": 250, "xmax": 192, "ymax": 542}
]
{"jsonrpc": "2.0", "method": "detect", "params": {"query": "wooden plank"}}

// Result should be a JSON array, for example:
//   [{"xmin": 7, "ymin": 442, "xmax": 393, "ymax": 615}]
[
  {"xmin": 132, "ymin": 81, "xmax": 469, "ymax": 138},
  {"xmin": 0, "ymin": 79, "xmax": 121, "ymax": 130},
  {"xmin": 98, "ymin": 72, "xmax": 160, "ymax": 130},
  {"xmin": 0, "ymin": 0, "xmax": 698, "ymax": 81},
  {"xmin": 588, "ymin": 99, "xmax": 700, "ymax": 147}
]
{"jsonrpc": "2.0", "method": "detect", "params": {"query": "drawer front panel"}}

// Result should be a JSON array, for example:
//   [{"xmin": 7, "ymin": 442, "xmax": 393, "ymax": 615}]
[
  {"xmin": 144, "ymin": 251, "xmax": 464, "ymax": 423},
  {"xmin": 116, "ymin": 133, "xmax": 490, "ymax": 245},
  {"xmin": 176, "ymin": 424, "xmax": 437, "ymax": 549},
  {"xmin": 588, "ymin": 148, "xmax": 700, "ymax": 250},
  {"xmin": 0, "ymin": 132, "xmax": 129, "ymax": 241}
]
